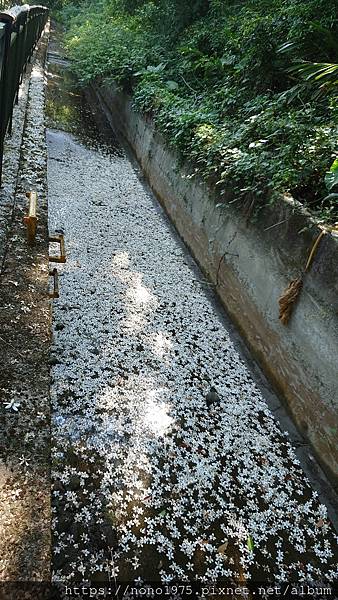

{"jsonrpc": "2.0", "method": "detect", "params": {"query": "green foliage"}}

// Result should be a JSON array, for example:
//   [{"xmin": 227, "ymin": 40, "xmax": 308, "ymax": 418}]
[
  {"xmin": 325, "ymin": 158, "xmax": 338, "ymax": 192},
  {"xmin": 63, "ymin": 0, "xmax": 338, "ymax": 223},
  {"xmin": 288, "ymin": 62, "xmax": 338, "ymax": 98}
]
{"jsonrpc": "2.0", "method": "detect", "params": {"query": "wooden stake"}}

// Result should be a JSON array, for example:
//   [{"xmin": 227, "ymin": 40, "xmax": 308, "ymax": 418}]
[{"xmin": 24, "ymin": 191, "xmax": 38, "ymax": 244}]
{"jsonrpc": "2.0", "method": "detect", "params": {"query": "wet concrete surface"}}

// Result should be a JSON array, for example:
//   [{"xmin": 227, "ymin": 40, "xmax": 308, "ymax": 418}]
[{"xmin": 46, "ymin": 28, "xmax": 338, "ymax": 586}]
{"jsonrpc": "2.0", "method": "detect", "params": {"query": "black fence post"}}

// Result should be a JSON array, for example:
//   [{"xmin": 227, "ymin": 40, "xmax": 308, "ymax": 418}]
[{"xmin": 0, "ymin": 17, "xmax": 13, "ymax": 186}]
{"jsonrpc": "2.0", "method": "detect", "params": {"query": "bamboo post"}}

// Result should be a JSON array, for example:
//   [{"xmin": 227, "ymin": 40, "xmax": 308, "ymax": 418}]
[{"xmin": 24, "ymin": 191, "xmax": 38, "ymax": 244}]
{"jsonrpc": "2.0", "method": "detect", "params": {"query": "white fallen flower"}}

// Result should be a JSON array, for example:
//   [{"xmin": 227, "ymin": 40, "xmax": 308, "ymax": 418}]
[{"xmin": 4, "ymin": 398, "xmax": 21, "ymax": 411}]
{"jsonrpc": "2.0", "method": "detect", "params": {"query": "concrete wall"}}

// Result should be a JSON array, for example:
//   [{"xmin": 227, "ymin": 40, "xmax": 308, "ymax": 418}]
[{"xmin": 94, "ymin": 84, "xmax": 338, "ymax": 485}]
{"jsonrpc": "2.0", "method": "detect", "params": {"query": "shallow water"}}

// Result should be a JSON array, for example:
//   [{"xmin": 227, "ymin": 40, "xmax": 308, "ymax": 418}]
[{"xmin": 46, "ymin": 43, "xmax": 121, "ymax": 154}]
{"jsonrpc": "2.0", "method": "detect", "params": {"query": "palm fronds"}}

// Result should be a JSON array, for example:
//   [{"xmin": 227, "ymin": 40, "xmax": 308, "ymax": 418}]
[{"xmin": 288, "ymin": 61, "xmax": 338, "ymax": 96}]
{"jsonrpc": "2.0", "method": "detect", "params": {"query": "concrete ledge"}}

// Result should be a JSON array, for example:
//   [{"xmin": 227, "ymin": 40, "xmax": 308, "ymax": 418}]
[{"xmin": 94, "ymin": 83, "xmax": 338, "ymax": 485}]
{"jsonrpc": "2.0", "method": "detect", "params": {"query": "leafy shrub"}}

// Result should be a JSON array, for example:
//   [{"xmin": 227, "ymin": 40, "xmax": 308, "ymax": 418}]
[{"xmin": 63, "ymin": 0, "xmax": 338, "ymax": 222}]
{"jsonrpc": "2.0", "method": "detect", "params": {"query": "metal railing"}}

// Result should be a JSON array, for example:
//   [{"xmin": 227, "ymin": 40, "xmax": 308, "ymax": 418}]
[{"xmin": 0, "ymin": 4, "xmax": 49, "ymax": 185}]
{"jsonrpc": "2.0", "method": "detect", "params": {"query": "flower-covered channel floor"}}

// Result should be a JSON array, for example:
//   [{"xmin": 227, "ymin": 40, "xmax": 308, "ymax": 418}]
[{"xmin": 47, "ymin": 121, "xmax": 337, "ymax": 586}]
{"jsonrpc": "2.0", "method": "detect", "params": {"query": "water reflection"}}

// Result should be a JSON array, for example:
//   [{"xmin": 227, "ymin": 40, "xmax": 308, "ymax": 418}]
[{"xmin": 46, "ymin": 29, "xmax": 122, "ymax": 156}]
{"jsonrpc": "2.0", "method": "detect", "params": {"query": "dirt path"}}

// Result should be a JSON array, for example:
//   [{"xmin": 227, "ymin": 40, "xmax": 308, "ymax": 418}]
[
  {"xmin": 0, "ymin": 30, "xmax": 51, "ymax": 587},
  {"xmin": 46, "ymin": 31, "xmax": 338, "ymax": 588}
]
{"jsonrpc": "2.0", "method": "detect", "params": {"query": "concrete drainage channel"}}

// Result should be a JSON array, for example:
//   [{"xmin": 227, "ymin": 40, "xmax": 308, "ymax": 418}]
[
  {"xmin": 44, "ymin": 27, "xmax": 338, "ymax": 587},
  {"xmin": 0, "ymin": 21, "xmax": 337, "ymax": 592}
]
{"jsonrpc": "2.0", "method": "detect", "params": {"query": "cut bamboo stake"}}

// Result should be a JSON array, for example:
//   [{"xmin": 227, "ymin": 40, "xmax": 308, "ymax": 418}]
[{"xmin": 23, "ymin": 191, "xmax": 38, "ymax": 244}]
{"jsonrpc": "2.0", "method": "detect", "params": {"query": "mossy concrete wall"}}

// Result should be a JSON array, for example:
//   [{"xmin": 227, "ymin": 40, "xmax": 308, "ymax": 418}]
[{"xmin": 94, "ymin": 84, "xmax": 338, "ymax": 486}]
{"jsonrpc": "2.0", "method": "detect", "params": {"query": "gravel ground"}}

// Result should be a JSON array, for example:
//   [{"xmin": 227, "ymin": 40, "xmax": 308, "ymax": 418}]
[{"xmin": 47, "ymin": 103, "xmax": 338, "ymax": 584}]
